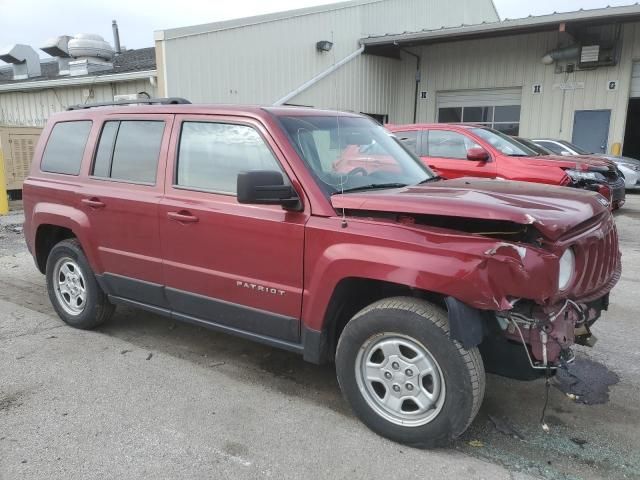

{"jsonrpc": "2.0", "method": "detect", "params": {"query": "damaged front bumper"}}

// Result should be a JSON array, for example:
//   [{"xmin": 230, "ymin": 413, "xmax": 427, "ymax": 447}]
[
  {"xmin": 496, "ymin": 295, "xmax": 610, "ymax": 369},
  {"xmin": 446, "ymin": 293, "xmax": 610, "ymax": 377}
]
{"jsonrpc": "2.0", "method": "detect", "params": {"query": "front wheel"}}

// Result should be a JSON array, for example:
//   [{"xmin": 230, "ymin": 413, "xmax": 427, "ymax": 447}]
[{"xmin": 335, "ymin": 297, "xmax": 485, "ymax": 448}]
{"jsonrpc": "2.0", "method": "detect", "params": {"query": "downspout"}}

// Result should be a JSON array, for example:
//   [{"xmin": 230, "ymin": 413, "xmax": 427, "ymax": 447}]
[
  {"xmin": 273, "ymin": 44, "xmax": 365, "ymax": 106},
  {"xmin": 395, "ymin": 42, "xmax": 420, "ymax": 124}
]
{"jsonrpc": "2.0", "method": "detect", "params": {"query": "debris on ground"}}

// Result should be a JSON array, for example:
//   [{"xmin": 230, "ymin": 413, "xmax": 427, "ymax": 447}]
[
  {"xmin": 120, "ymin": 350, "xmax": 132, "ymax": 355},
  {"xmin": 468, "ymin": 440, "xmax": 484, "ymax": 447},
  {"xmin": 488, "ymin": 415, "xmax": 525, "ymax": 440},
  {"xmin": 0, "ymin": 223, "xmax": 23, "ymax": 235},
  {"xmin": 554, "ymin": 358, "xmax": 619, "ymax": 405},
  {"xmin": 571, "ymin": 437, "xmax": 588, "ymax": 448},
  {"xmin": 146, "ymin": 353, "xmax": 153, "ymax": 360}
]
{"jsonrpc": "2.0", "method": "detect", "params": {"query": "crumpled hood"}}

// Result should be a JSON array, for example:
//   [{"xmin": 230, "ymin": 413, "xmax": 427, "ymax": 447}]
[
  {"xmin": 518, "ymin": 154, "xmax": 615, "ymax": 171},
  {"xmin": 331, "ymin": 178, "xmax": 609, "ymax": 241}
]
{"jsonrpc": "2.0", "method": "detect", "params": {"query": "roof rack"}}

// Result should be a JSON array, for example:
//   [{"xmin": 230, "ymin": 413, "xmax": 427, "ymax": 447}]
[{"xmin": 67, "ymin": 97, "xmax": 191, "ymax": 111}]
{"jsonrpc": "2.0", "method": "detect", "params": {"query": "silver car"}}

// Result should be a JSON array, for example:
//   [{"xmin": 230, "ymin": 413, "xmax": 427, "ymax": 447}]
[{"xmin": 532, "ymin": 139, "xmax": 640, "ymax": 190}]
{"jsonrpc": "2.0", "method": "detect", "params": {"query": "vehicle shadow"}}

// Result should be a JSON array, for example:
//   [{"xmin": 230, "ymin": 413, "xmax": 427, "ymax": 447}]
[{"xmin": 96, "ymin": 305, "xmax": 349, "ymax": 416}]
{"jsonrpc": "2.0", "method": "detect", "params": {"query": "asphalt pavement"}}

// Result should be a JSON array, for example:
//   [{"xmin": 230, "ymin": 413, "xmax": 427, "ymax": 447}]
[{"xmin": 1, "ymin": 196, "xmax": 640, "ymax": 480}]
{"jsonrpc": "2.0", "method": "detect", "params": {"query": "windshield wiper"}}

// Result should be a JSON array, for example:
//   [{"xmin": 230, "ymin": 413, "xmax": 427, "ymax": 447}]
[
  {"xmin": 417, "ymin": 176, "xmax": 442, "ymax": 184},
  {"xmin": 337, "ymin": 183, "xmax": 408, "ymax": 194}
]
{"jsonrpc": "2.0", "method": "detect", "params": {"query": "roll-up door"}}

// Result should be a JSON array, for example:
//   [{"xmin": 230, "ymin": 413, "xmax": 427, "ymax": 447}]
[{"xmin": 436, "ymin": 88, "xmax": 522, "ymax": 135}]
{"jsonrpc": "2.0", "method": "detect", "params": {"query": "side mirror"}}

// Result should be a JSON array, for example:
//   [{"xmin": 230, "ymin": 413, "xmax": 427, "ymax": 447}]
[
  {"xmin": 467, "ymin": 147, "xmax": 489, "ymax": 162},
  {"xmin": 237, "ymin": 170, "xmax": 301, "ymax": 210}
]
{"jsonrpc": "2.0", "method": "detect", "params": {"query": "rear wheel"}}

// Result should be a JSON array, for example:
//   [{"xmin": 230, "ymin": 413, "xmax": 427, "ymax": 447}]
[
  {"xmin": 335, "ymin": 297, "xmax": 485, "ymax": 448},
  {"xmin": 46, "ymin": 238, "xmax": 114, "ymax": 329}
]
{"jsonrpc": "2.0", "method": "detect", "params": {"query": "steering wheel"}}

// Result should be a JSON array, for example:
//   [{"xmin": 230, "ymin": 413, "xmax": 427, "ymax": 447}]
[{"xmin": 348, "ymin": 167, "xmax": 368, "ymax": 176}]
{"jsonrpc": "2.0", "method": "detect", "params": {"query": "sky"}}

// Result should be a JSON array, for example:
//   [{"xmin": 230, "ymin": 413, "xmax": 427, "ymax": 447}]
[{"xmin": 0, "ymin": 0, "xmax": 637, "ymax": 55}]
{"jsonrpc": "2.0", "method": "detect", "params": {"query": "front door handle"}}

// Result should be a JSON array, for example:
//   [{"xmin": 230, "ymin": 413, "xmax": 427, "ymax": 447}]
[
  {"xmin": 167, "ymin": 211, "xmax": 199, "ymax": 223},
  {"xmin": 81, "ymin": 197, "xmax": 106, "ymax": 209}
]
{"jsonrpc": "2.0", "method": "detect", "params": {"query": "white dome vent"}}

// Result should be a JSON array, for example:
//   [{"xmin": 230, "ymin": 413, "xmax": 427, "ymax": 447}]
[{"xmin": 68, "ymin": 33, "xmax": 115, "ymax": 62}]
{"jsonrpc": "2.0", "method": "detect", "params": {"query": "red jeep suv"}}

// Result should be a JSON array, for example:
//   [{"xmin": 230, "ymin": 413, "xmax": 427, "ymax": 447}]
[
  {"xmin": 23, "ymin": 100, "xmax": 620, "ymax": 448},
  {"xmin": 387, "ymin": 124, "xmax": 625, "ymax": 209}
]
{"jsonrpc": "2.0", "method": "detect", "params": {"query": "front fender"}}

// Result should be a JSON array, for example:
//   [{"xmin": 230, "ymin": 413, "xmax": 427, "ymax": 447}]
[{"xmin": 302, "ymin": 217, "xmax": 559, "ymax": 331}]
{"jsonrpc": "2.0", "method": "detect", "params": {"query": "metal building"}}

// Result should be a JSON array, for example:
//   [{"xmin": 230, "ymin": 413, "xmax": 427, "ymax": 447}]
[
  {"xmin": 0, "ymin": 34, "xmax": 158, "ymax": 127},
  {"xmin": 363, "ymin": 4, "xmax": 640, "ymax": 158},
  {"xmin": 156, "ymin": 2, "xmax": 640, "ymax": 159},
  {"xmin": 154, "ymin": 0, "xmax": 500, "ymax": 123}
]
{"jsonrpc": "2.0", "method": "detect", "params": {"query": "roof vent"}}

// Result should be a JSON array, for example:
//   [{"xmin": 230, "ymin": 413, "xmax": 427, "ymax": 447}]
[
  {"xmin": 67, "ymin": 33, "xmax": 115, "ymax": 76},
  {"xmin": 41, "ymin": 35, "xmax": 73, "ymax": 76},
  {"xmin": 0, "ymin": 44, "xmax": 42, "ymax": 80}
]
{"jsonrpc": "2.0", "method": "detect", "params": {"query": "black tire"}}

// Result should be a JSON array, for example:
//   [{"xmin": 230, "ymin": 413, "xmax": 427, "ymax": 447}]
[
  {"xmin": 335, "ymin": 297, "xmax": 485, "ymax": 448},
  {"xmin": 45, "ymin": 238, "xmax": 115, "ymax": 329}
]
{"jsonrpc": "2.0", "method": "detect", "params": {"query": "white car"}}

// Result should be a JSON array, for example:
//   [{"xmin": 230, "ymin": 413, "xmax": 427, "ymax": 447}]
[{"xmin": 532, "ymin": 139, "xmax": 640, "ymax": 191}]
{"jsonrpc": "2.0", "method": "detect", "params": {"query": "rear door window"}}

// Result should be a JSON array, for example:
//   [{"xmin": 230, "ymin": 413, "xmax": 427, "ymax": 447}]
[
  {"xmin": 92, "ymin": 120, "xmax": 165, "ymax": 184},
  {"xmin": 394, "ymin": 130, "xmax": 420, "ymax": 155},
  {"xmin": 41, "ymin": 121, "xmax": 92, "ymax": 175},
  {"xmin": 176, "ymin": 122, "xmax": 285, "ymax": 194}
]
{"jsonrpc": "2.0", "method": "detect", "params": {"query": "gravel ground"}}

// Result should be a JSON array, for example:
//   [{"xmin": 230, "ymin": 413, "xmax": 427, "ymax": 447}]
[{"xmin": 1, "ymin": 196, "xmax": 640, "ymax": 480}]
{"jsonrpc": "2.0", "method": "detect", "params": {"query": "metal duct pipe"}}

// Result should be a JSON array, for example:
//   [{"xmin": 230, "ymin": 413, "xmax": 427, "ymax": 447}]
[
  {"xmin": 0, "ymin": 44, "xmax": 42, "ymax": 79},
  {"xmin": 541, "ymin": 45, "xmax": 580, "ymax": 65},
  {"xmin": 273, "ymin": 45, "xmax": 365, "ymax": 106},
  {"xmin": 112, "ymin": 20, "xmax": 122, "ymax": 55}
]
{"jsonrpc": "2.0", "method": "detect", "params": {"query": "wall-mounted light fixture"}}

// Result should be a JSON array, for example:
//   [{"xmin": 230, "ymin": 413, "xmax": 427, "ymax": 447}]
[{"xmin": 316, "ymin": 40, "xmax": 334, "ymax": 52}]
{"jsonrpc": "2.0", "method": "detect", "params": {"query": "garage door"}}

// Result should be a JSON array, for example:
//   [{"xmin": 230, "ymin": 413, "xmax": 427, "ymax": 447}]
[
  {"xmin": 436, "ymin": 88, "xmax": 522, "ymax": 135},
  {"xmin": 631, "ymin": 62, "xmax": 640, "ymax": 98}
]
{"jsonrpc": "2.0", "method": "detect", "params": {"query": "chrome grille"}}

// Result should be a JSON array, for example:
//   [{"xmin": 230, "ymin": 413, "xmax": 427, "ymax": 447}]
[{"xmin": 574, "ymin": 222, "xmax": 620, "ymax": 298}]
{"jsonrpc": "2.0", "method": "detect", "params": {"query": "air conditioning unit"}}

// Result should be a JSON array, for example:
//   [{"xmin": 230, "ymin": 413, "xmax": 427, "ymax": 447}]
[
  {"xmin": 578, "ymin": 43, "xmax": 618, "ymax": 68},
  {"xmin": 580, "ymin": 45, "xmax": 600, "ymax": 63}
]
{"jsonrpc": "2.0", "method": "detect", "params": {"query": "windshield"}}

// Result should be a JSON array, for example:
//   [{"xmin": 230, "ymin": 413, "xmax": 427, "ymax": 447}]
[
  {"xmin": 471, "ymin": 127, "xmax": 539, "ymax": 157},
  {"xmin": 560, "ymin": 140, "xmax": 591, "ymax": 155},
  {"xmin": 514, "ymin": 137, "xmax": 551, "ymax": 156},
  {"xmin": 278, "ymin": 115, "xmax": 434, "ymax": 194}
]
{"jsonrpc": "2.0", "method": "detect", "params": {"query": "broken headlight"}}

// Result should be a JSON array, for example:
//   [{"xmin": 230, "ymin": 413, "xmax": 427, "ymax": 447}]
[
  {"xmin": 558, "ymin": 248, "xmax": 575, "ymax": 291},
  {"xmin": 564, "ymin": 169, "xmax": 605, "ymax": 182}
]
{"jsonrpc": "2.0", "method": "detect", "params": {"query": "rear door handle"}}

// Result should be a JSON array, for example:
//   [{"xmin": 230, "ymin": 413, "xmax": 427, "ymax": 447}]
[
  {"xmin": 167, "ymin": 211, "xmax": 199, "ymax": 223},
  {"xmin": 81, "ymin": 198, "xmax": 106, "ymax": 209}
]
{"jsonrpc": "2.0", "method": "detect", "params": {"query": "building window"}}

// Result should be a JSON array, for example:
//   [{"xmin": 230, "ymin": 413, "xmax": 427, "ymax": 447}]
[
  {"xmin": 41, "ymin": 121, "xmax": 92, "ymax": 175},
  {"xmin": 92, "ymin": 121, "xmax": 165, "ymax": 184},
  {"xmin": 176, "ymin": 122, "xmax": 285, "ymax": 195},
  {"xmin": 438, "ymin": 105, "xmax": 521, "ymax": 135}
]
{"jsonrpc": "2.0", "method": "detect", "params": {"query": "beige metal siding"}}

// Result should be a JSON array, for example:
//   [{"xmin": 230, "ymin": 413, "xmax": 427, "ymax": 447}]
[
  {"xmin": 160, "ymin": 0, "xmax": 498, "ymax": 120},
  {"xmin": 414, "ymin": 22, "xmax": 640, "ymax": 152},
  {"xmin": 292, "ymin": 54, "xmax": 398, "ymax": 115},
  {"xmin": 630, "ymin": 61, "xmax": 640, "ymax": 97},
  {"xmin": 0, "ymin": 79, "xmax": 157, "ymax": 126}
]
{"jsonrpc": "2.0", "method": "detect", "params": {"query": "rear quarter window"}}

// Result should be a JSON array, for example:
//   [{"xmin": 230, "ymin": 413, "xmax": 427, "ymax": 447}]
[{"xmin": 40, "ymin": 121, "xmax": 92, "ymax": 175}]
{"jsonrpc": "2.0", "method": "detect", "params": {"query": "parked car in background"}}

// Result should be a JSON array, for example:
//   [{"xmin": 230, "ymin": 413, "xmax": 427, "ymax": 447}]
[
  {"xmin": 24, "ymin": 101, "xmax": 621, "ymax": 448},
  {"xmin": 532, "ymin": 138, "xmax": 640, "ymax": 191},
  {"xmin": 387, "ymin": 124, "xmax": 625, "ymax": 209},
  {"xmin": 513, "ymin": 137, "xmax": 554, "ymax": 156}
]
